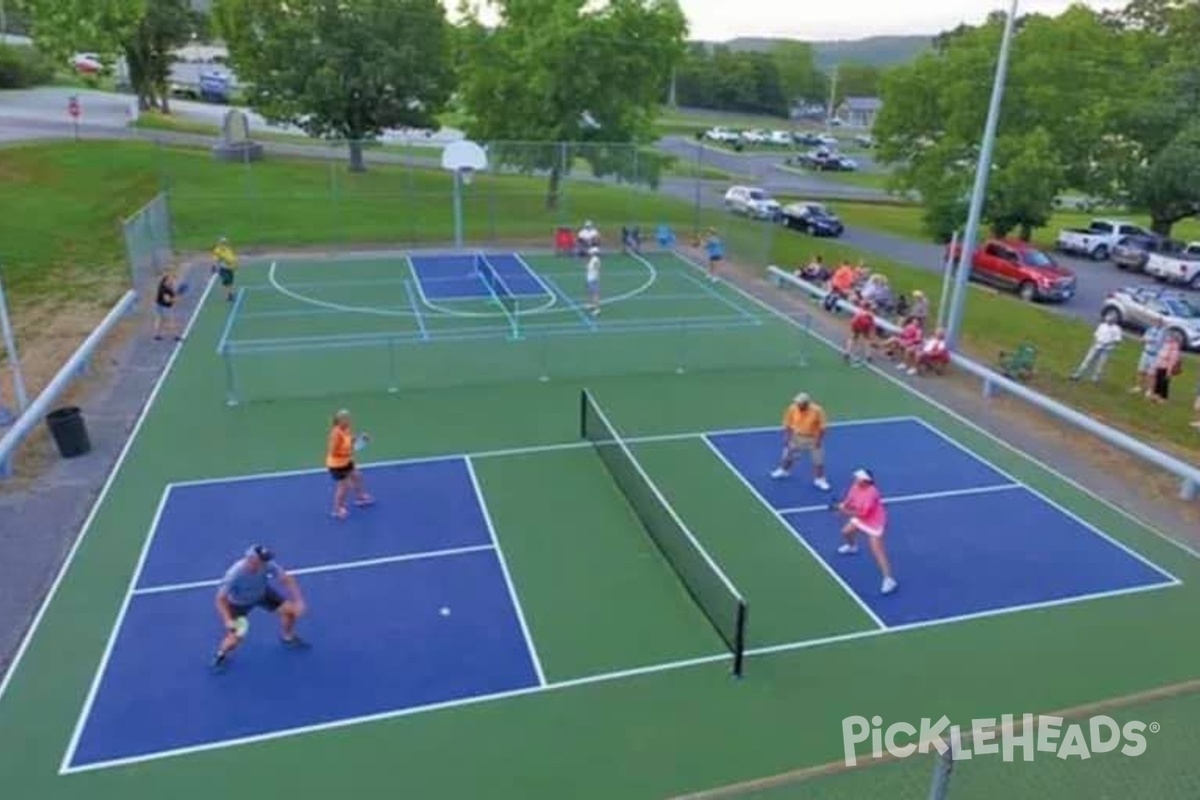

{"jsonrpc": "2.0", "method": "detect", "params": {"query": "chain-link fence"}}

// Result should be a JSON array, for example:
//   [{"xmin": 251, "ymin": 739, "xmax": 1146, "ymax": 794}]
[
  {"xmin": 672, "ymin": 680, "xmax": 1200, "ymax": 799},
  {"xmin": 134, "ymin": 134, "xmax": 780, "ymax": 270},
  {"xmin": 121, "ymin": 191, "xmax": 174, "ymax": 286}
]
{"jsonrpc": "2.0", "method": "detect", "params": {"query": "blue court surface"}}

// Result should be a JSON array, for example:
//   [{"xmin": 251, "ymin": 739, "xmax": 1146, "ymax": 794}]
[
  {"xmin": 61, "ymin": 418, "xmax": 1180, "ymax": 772},
  {"xmin": 64, "ymin": 457, "xmax": 543, "ymax": 771},
  {"xmin": 705, "ymin": 418, "xmax": 1179, "ymax": 628},
  {"xmin": 408, "ymin": 253, "xmax": 548, "ymax": 300}
]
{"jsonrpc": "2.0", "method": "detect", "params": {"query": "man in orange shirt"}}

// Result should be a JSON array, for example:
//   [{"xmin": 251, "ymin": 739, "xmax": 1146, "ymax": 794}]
[
  {"xmin": 822, "ymin": 262, "xmax": 857, "ymax": 312},
  {"xmin": 771, "ymin": 393, "xmax": 831, "ymax": 490}
]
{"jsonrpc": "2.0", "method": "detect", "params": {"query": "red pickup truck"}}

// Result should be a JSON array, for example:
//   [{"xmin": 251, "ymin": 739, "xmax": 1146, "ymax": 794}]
[{"xmin": 946, "ymin": 239, "xmax": 1077, "ymax": 303}]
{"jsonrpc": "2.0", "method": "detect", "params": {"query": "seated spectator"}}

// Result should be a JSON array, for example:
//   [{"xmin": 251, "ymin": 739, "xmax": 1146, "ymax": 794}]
[
  {"xmin": 621, "ymin": 225, "xmax": 642, "ymax": 253},
  {"xmin": 894, "ymin": 293, "xmax": 911, "ymax": 320},
  {"xmin": 905, "ymin": 328, "xmax": 950, "ymax": 375},
  {"xmin": 796, "ymin": 254, "xmax": 830, "ymax": 283},
  {"xmin": 881, "ymin": 317, "xmax": 923, "ymax": 363},
  {"xmin": 823, "ymin": 261, "xmax": 856, "ymax": 312},
  {"xmin": 909, "ymin": 290, "xmax": 928, "ymax": 328},
  {"xmin": 577, "ymin": 220, "xmax": 601, "ymax": 255}
]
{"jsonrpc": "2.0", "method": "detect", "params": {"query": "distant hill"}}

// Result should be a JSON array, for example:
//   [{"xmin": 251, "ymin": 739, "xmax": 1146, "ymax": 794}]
[{"xmin": 708, "ymin": 35, "xmax": 933, "ymax": 70}]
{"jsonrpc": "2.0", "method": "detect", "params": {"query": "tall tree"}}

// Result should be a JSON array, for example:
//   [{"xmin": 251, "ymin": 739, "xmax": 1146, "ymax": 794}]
[
  {"xmin": 22, "ymin": 0, "xmax": 202, "ymax": 111},
  {"xmin": 217, "ymin": 0, "xmax": 453, "ymax": 171},
  {"xmin": 771, "ymin": 40, "xmax": 826, "ymax": 105},
  {"xmin": 874, "ymin": 7, "xmax": 1141, "ymax": 240},
  {"xmin": 457, "ymin": 0, "xmax": 687, "ymax": 208},
  {"xmin": 832, "ymin": 61, "xmax": 880, "ymax": 101}
]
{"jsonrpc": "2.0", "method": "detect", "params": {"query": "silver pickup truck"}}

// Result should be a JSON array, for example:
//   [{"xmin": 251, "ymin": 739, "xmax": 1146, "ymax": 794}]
[
  {"xmin": 1145, "ymin": 243, "xmax": 1200, "ymax": 289},
  {"xmin": 1055, "ymin": 219, "xmax": 1151, "ymax": 261}
]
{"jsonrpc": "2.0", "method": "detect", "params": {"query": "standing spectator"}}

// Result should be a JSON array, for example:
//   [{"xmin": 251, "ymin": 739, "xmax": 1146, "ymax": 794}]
[
  {"xmin": 1149, "ymin": 330, "xmax": 1182, "ymax": 403},
  {"xmin": 1070, "ymin": 313, "xmax": 1123, "ymax": 383},
  {"xmin": 1130, "ymin": 318, "xmax": 1166, "ymax": 394},
  {"xmin": 846, "ymin": 301, "xmax": 875, "ymax": 366},
  {"xmin": 153, "ymin": 269, "xmax": 181, "ymax": 342}
]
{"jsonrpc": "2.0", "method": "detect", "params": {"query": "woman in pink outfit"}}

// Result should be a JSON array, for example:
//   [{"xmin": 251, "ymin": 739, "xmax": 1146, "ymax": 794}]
[{"xmin": 835, "ymin": 468, "xmax": 897, "ymax": 594}]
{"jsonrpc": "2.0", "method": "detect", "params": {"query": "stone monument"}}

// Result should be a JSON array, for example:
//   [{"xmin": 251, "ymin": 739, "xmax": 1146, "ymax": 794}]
[{"xmin": 212, "ymin": 108, "xmax": 264, "ymax": 163}]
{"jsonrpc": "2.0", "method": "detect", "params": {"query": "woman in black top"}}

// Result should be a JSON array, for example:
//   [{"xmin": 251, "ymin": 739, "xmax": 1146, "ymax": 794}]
[{"xmin": 154, "ymin": 270, "xmax": 180, "ymax": 341}]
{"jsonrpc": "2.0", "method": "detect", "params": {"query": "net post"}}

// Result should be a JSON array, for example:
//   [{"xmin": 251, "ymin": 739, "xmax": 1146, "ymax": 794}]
[
  {"xmin": 926, "ymin": 743, "xmax": 954, "ymax": 800},
  {"xmin": 732, "ymin": 602, "xmax": 747, "ymax": 678},
  {"xmin": 578, "ymin": 389, "xmax": 589, "ymax": 438},
  {"xmin": 387, "ymin": 337, "xmax": 399, "ymax": 394}
]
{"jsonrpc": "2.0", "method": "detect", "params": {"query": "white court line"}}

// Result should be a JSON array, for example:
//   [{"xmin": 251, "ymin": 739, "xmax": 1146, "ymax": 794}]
[
  {"xmin": 668, "ymin": 250, "xmax": 1200, "ymax": 564},
  {"xmin": 0, "ymin": 275, "xmax": 216, "ymax": 717},
  {"xmin": 130, "ymin": 544, "xmax": 497, "ymax": 597},
  {"xmin": 699, "ymin": 435, "xmax": 886, "ymax": 630},
  {"xmin": 907, "ymin": 417, "xmax": 1184, "ymax": 586},
  {"xmin": 777, "ymin": 483, "xmax": 1023, "ymax": 514},
  {"xmin": 213, "ymin": 287, "xmax": 247, "ymax": 354},
  {"xmin": 165, "ymin": 416, "xmax": 915, "ymax": 490},
  {"xmin": 59, "ymin": 569, "xmax": 1182, "ymax": 775},
  {"xmin": 403, "ymin": 280, "xmax": 429, "ymax": 340},
  {"xmin": 58, "ymin": 482, "xmax": 176, "ymax": 773},
  {"xmin": 464, "ymin": 456, "xmax": 548, "ymax": 686}
]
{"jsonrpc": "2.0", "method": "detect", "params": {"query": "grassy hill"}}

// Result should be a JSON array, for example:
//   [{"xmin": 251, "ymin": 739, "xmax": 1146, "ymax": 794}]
[{"xmin": 703, "ymin": 35, "xmax": 932, "ymax": 68}]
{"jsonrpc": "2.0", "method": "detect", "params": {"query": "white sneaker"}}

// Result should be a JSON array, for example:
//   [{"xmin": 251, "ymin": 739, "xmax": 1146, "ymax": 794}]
[
  {"xmin": 770, "ymin": 468, "xmax": 789, "ymax": 479},
  {"xmin": 896, "ymin": 362, "xmax": 907, "ymax": 370},
  {"xmin": 837, "ymin": 543, "xmax": 858, "ymax": 554},
  {"xmin": 881, "ymin": 577, "xmax": 898, "ymax": 594},
  {"xmin": 814, "ymin": 477, "xmax": 831, "ymax": 491},
  {"xmin": 907, "ymin": 368, "xmax": 917, "ymax": 375}
]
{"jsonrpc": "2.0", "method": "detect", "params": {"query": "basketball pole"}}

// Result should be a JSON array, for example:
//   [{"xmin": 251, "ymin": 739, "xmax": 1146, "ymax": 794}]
[
  {"xmin": 0, "ymin": 263, "xmax": 29, "ymax": 415},
  {"xmin": 452, "ymin": 168, "xmax": 465, "ymax": 250}
]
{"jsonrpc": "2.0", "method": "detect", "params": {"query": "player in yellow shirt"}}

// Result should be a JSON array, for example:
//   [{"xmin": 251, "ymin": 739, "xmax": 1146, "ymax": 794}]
[
  {"xmin": 212, "ymin": 236, "xmax": 238, "ymax": 301},
  {"xmin": 771, "ymin": 392, "xmax": 831, "ymax": 490}
]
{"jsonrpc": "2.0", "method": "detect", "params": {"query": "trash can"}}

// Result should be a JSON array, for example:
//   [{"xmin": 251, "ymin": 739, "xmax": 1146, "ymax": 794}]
[{"xmin": 45, "ymin": 406, "xmax": 92, "ymax": 459}]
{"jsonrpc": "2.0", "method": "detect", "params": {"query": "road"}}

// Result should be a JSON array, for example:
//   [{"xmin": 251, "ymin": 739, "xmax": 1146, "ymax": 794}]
[{"xmin": 0, "ymin": 87, "xmax": 1161, "ymax": 323}]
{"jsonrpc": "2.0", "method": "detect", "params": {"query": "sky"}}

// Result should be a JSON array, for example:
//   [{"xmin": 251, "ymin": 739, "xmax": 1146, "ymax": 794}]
[{"xmin": 674, "ymin": 0, "xmax": 1126, "ymax": 41}]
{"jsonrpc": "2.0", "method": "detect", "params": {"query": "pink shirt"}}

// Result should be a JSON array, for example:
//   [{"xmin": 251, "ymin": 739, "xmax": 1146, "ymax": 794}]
[{"xmin": 843, "ymin": 483, "xmax": 887, "ymax": 531}]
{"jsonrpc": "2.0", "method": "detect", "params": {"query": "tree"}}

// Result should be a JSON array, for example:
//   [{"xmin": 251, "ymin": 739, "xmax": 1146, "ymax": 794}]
[
  {"xmin": 22, "ymin": 0, "xmax": 203, "ymax": 111},
  {"xmin": 457, "ymin": 0, "xmax": 687, "ymax": 208},
  {"xmin": 216, "ymin": 0, "xmax": 453, "ymax": 171},
  {"xmin": 771, "ymin": 40, "xmax": 826, "ymax": 105},
  {"xmin": 832, "ymin": 61, "xmax": 880, "ymax": 101},
  {"xmin": 874, "ymin": 6, "xmax": 1142, "ymax": 240}
]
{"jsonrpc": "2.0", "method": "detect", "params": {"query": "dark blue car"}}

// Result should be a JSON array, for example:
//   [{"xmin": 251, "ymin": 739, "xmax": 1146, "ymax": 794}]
[{"xmin": 780, "ymin": 201, "xmax": 845, "ymax": 237}]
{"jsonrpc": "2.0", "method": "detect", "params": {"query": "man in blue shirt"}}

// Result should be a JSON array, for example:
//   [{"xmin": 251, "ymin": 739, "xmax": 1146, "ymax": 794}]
[{"xmin": 212, "ymin": 545, "xmax": 307, "ymax": 669}]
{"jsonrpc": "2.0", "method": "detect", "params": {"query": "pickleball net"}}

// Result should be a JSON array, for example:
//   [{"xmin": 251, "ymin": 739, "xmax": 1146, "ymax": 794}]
[
  {"xmin": 579, "ymin": 389, "xmax": 747, "ymax": 676},
  {"xmin": 475, "ymin": 253, "xmax": 520, "ymax": 337}
]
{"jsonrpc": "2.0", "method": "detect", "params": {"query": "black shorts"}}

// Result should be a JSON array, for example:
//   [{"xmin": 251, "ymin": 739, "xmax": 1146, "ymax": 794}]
[
  {"xmin": 218, "ymin": 267, "xmax": 235, "ymax": 287},
  {"xmin": 328, "ymin": 461, "xmax": 355, "ymax": 481},
  {"xmin": 230, "ymin": 587, "xmax": 285, "ymax": 618}
]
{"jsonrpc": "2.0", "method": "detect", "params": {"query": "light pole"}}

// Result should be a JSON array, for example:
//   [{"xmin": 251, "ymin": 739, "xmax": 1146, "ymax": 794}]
[{"xmin": 945, "ymin": 0, "xmax": 1019, "ymax": 347}]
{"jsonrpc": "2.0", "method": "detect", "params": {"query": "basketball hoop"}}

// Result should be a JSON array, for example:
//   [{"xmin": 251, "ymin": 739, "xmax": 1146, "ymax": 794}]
[{"xmin": 443, "ymin": 140, "xmax": 488, "ymax": 249}]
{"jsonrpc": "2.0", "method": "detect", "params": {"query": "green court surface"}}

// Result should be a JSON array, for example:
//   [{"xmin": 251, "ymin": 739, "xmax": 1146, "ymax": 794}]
[{"xmin": 0, "ymin": 249, "xmax": 1196, "ymax": 799}]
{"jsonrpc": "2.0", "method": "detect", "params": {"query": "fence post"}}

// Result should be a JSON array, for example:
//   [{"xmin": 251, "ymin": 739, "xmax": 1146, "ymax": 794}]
[{"xmin": 0, "ymin": 263, "xmax": 29, "ymax": 413}]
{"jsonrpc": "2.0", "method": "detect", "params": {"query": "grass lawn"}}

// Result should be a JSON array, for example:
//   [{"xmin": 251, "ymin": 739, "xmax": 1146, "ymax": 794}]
[
  {"xmin": 833, "ymin": 201, "xmax": 1200, "ymax": 248},
  {"xmin": 1, "ymin": 139, "xmax": 1196, "ymax": 454},
  {"xmin": 776, "ymin": 163, "xmax": 895, "ymax": 191}
]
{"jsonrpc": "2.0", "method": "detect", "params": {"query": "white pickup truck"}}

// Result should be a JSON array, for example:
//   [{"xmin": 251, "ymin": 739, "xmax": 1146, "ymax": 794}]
[
  {"xmin": 1055, "ymin": 219, "xmax": 1151, "ymax": 261},
  {"xmin": 1145, "ymin": 242, "xmax": 1200, "ymax": 289}
]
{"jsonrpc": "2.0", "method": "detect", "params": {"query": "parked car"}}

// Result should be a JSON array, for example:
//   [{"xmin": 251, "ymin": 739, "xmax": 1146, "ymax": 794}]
[
  {"xmin": 1055, "ymin": 218, "xmax": 1151, "ymax": 261},
  {"xmin": 794, "ymin": 148, "xmax": 857, "ymax": 171},
  {"xmin": 946, "ymin": 239, "xmax": 1077, "ymax": 302},
  {"xmin": 793, "ymin": 132, "xmax": 823, "ymax": 147},
  {"xmin": 703, "ymin": 127, "xmax": 740, "ymax": 144},
  {"xmin": 71, "ymin": 52, "xmax": 103, "ymax": 74},
  {"xmin": 1144, "ymin": 242, "xmax": 1200, "ymax": 289},
  {"xmin": 740, "ymin": 129, "xmax": 768, "ymax": 144},
  {"xmin": 723, "ymin": 186, "xmax": 781, "ymax": 220},
  {"xmin": 1112, "ymin": 235, "xmax": 1168, "ymax": 272},
  {"xmin": 779, "ymin": 202, "xmax": 844, "ymax": 237},
  {"xmin": 853, "ymin": 134, "xmax": 875, "ymax": 148},
  {"xmin": 768, "ymin": 130, "xmax": 793, "ymax": 146},
  {"xmin": 1101, "ymin": 286, "xmax": 1200, "ymax": 350}
]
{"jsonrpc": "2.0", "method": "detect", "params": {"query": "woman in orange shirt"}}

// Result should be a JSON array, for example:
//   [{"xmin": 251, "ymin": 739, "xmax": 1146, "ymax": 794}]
[{"xmin": 327, "ymin": 409, "xmax": 373, "ymax": 519}]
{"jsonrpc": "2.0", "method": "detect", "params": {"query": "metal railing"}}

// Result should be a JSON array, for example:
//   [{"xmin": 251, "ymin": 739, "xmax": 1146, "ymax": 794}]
[
  {"xmin": 0, "ymin": 291, "xmax": 138, "ymax": 478},
  {"xmin": 766, "ymin": 266, "xmax": 1200, "ymax": 501}
]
